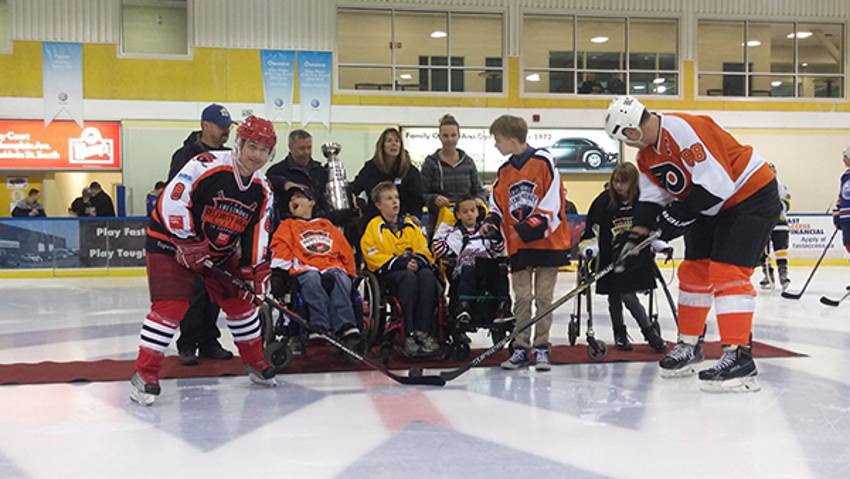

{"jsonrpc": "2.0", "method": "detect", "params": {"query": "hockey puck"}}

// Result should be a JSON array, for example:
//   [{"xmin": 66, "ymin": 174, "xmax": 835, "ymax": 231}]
[{"xmin": 409, "ymin": 367, "xmax": 423, "ymax": 378}]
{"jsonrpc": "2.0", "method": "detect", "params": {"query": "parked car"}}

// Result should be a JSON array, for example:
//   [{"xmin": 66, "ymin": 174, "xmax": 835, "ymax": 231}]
[
  {"xmin": 20, "ymin": 253, "xmax": 44, "ymax": 263},
  {"xmin": 547, "ymin": 138, "xmax": 618, "ymax": 170}
]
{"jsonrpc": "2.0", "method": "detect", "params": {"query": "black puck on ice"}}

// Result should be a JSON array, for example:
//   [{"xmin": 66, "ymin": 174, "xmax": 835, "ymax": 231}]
[{"xmin": 409, "ymin": 367, "xmax": 423, "ymax": 377}]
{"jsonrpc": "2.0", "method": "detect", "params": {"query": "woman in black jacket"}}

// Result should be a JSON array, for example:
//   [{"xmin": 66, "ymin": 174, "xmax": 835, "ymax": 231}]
[
  {"xmin": 351, "ymin": 127, "xmax": 424, "ymax": 222},
  {"xmin": 579, "ymin": 162, "xmax": 667, "ymax": 352}
]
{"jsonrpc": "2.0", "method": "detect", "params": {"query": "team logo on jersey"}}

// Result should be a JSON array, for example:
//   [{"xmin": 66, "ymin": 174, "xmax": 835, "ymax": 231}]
[
  {"xmin": 842, "ymin": 180, "xmax": 850, "ymax": 200},
  {"xmin": 193, "ymin": 152, "xmax": 216, "ymax": 163},
  {"xmin": 649, "ymin": 161, "xmax": 689, "ymax": 195},
  {"xmin": 170, "ymin": 182, "xmax": 185, "ymax": 200},
  {"xmin": 168, "ymin": 215, "xmax": 184, "ymax": 230},
  {"xmin": 201, "ymin": 193, "xmax": 257, "ymax": 251},
  {"xmin": 300, "ymin": 230, "xmax": 332, "ymax": 254},
  {"xmin": 508, "ymin": 180, "xmax": 538, "ymax": 222}
]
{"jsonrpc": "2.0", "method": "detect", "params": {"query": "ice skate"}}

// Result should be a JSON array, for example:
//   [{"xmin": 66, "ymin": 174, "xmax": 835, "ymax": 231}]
[
  {"xmin": 246, "ymin": 363, "xmax": 278, "ymax": 387},
  {"xmin": 778, "ymin": 267, "xmax": 790, "ymax": 292},
  {"xmin": 659, "ymin": 340, "xmax": 704, "ymax": 378},
  {"xmin": 758, "ymin": 265, "xmax": 775, "ymax": 290},
  {"xmin": 129, "ymin": 372, "xmax": 161, "ymax": 406},
  {"xmin": 698, "ymin": 346, "xmax": 760, "ymax": 393}
]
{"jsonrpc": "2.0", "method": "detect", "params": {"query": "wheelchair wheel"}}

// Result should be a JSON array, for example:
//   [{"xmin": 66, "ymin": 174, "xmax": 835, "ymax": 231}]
[
  {"xmin": 264, "ymin": 340, "xmax": 292, "ymax": 373},
  {"xmin": 358, "ymin": 271, "xmax": 383, "ymax": 348},
  {"xmin": 259, "ymin": 303, "xmax": 275, "ymax": 347},
  {"xmin": 567, "ymin": 319, "xmax": 579, "ymax": 346},
  {"xmin": 586, "ymin": 338, "xmax": 608, "ymax": 361}
]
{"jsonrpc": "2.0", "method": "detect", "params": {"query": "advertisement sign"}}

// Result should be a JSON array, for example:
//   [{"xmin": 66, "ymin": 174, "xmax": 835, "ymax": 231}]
[
  {"xmin": 402, "ymin": 127, "xmax": 619, "ymax": 175},
  {"xmin": 260, "ymin": 50, "xmax": 295, "ymax": 124},
  {"xmin": 43, "ymin": 42, "xmax": 84, "ymax": 127},
  {"xmin": 787, "ymin": 215, "xmax": 847, "ymax": 259},
  {"xmin": 0, "ymin": 120, "xmax": 121, "ymax": 170},
  {"xmin": 1, "ymin": 176, "xmax": 43, "ymax": 217},
  {"xmin": 297, "ymin": 51, "xmax": 332, "ymax": 128}
]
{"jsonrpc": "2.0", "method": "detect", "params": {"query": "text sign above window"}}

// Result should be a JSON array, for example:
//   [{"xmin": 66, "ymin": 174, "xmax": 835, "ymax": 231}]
[{"xmin": 0, "ymin": 120, "xmax": 122, "ymax": 171}]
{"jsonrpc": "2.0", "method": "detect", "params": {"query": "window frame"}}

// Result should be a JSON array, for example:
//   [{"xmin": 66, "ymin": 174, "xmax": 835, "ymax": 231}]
[
  {"xmin": 0, "ymin": 0, "xmax": 11, "ymax": 54},
  {"xmin": 695, "ymin": 18, "xmax": 846, "ymax": 101},
  {"xmin": 519, "ymin": 11, "xmax": 682, "ymax": 99},
  {"xmin": 335, "ymin": 6, "xmax": 507, "ymax": 96},
  {"xmin": 118, "ymin": 0, "xmax": 193, "ymax": 60}
]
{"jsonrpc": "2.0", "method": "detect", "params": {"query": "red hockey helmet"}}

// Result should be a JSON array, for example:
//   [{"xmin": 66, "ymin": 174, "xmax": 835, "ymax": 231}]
[{"xmin": 237, "ymin": 115, "xmax": 277, "ymax": 150}]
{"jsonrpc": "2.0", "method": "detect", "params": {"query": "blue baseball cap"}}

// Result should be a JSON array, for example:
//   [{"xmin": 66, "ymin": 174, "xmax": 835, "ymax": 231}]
[{"xmin": 201, "ymin": 104, "xmax": 234, "ymax": 129}]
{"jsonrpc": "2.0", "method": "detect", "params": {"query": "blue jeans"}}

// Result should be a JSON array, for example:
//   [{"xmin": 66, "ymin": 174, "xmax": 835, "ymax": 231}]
[{"xmin": 296, "ymin": 269, "xmax": 356, "ymax": 334}]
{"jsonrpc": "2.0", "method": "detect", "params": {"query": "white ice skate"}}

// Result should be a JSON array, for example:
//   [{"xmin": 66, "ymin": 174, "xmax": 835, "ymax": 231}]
[
  {"xmin": 247, "ymin": 366, "xmax": 278, "ymax": 387},
  {"xmin": 129, "ymin": 372, "xmax": 160, "ymax": 406}
]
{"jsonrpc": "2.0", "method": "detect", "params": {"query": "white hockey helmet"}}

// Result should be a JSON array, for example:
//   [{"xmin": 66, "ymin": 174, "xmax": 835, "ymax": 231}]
[
  {"xmin": 843, "ymin": 145, "xmax": 850, "ymax": 158},
  {"xmin": 605, "ymin": 95, "xmax": 646, "ymax": 142}
]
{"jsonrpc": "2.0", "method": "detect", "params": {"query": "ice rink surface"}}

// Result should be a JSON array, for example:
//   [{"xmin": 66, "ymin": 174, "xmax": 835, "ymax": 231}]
[{"xmin": 0, "ymin": 266, "xmax": 849, "ymax": 479}]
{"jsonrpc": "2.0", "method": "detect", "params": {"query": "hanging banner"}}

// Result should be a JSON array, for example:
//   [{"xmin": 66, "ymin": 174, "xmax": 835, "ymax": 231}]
[
  {"xmin": 297, "ymin": 51, "xmax": 332, "ymax": 128},
  {"xmin": 1, "ymin": 176, "xmax": 43, "ymax": 217},
  {"xmin": 0, "ymin": 120, "xmax": 121, "ymax": 170},
  {"xmin": 260, "ymin": 50, "xmax": 295, "ymax": 124},
  {"xmin": 42, "ymin": 42, "xmax": 84, "ymax": 127}
]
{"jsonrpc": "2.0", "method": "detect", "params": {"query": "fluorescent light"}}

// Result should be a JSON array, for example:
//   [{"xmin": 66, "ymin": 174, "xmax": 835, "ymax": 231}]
[
  {"xmin": 802, "ymin": 62, "xmax": 808, "ymax": 67},
  {"xmin": 632, "ymin": 85, "xmax": 646, "ymax": 90},
  {"xmin": 399, "ymin": 73, "xmax": 412, "ymax": 80},
  {"xmin": 655, "ymin": 85, "xmax": 667, "ymax": 93},
  {"xmin": 430, "ymin": 30, "xmax": 447, "ymax": 38},
  {"xmin": 590, "ymin": 36, "xmax": 608, "ymax": 44},
  {"xmin": 743, "ymin": 40, "xmax": 761, "ymax": 47},
  {"xmin": 787, "ymin": 31, "xmax": 813, "ymax": 39},
  {"xmin": 770, "ymin": 80, "xmax": 782, "ymax": 87},
  {"xmin": 653, "ymin": 77, "xmax": 665, "ymax": 84},
  {"xmin": 525, "ymin": 73, "xmax": 541, "ymax": 82}
]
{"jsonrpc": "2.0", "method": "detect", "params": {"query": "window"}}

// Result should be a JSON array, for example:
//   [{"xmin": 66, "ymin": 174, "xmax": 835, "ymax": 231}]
[
  {"xmin": 523, "ymin": 15, "xmax": 678, "ymax": 96},
  {"xmin": 0, "ymin": 0, "xmax": 9, "ymax": 52},
  {"xmin": 121, "ymin": 0, "xmax": 189, "ymax": 57},
  {"xmin": 337, "ymin": 8, "xmax": 504, "ymax": 93},
  {"xmin": 698, "ymin": 20, "xmax": 844, "ymax": 98}
]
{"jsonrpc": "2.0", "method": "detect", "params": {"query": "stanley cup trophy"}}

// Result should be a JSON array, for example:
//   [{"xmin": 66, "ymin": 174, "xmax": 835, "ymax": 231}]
[{"xmin": 322, "ymin": 142, "xmax": 352, "ymax": 213}]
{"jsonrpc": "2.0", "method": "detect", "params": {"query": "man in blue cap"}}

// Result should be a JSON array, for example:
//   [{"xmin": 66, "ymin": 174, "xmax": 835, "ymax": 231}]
[{"xmin": 166, "ymin": 103, "xmax": 236, "ymax": 364}]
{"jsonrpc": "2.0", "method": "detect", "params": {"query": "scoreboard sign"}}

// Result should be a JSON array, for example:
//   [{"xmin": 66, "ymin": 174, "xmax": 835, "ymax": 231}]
[{"xmin": 0, "ymin": 120, "xmax": 121, "ymax": 170}]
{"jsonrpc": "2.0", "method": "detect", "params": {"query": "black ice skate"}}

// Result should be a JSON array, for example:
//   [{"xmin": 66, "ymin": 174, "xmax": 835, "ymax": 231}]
[
  {"xmin": 758, "ymin": 265, "xmax": 775, "ymax": 290},
  {"xmin": 659, "ymin": 340, "xmax": 704, "ymax": 378},
  {"xmin": 698, "ymin": 346, "xmax": 760, "ymax": 393},
  {"xmin": 778, "ymin": 267, "xmax": 790, "ymax": 292}
]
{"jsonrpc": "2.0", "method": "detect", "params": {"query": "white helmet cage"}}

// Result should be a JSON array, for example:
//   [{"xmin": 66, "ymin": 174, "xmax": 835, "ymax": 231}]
[{"xmin": 605, "ymin": 96, "xmax": 647, "ymax": 142}]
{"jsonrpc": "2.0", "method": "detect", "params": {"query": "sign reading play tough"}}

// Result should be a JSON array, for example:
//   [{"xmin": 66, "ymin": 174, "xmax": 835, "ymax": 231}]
[{"xmin": 0, "ymin": 120, "xmax": 122, "ymax": 170}]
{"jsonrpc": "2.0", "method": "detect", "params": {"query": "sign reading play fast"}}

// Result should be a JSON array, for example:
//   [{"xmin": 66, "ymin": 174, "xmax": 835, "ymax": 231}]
[{"xmin": 0, "ymin": 120, "xmax": 121, "ymax": 170}]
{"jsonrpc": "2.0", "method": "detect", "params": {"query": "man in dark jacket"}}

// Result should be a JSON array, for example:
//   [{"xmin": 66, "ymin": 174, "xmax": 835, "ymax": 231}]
[
  {"xmin": 167, "ymin": 103, "xmax": 235, "ymax": 365},
  {"xmin": 11, "ymin": 189, "xmax": 46, "ymax": 217},
  {"xmin": 265, "ymin": 130, "xmax": 329, "ymax": 220},
  {"xmin": 88, "ymin": 182, "xmax": 115, "ymax": 217}
]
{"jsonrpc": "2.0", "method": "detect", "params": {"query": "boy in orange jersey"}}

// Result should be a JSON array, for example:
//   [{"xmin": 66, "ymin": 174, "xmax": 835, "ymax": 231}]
[
  {"xmin": 481, "ymin": 115, "xmax": 571, "ymax": 372},
  {"xmin": 269, "ymin": 187, "xmax": 361, "ymax": 351},
  {"xmin": 606, "ymin": 96, "xmax": 780, "ymax": 393}
]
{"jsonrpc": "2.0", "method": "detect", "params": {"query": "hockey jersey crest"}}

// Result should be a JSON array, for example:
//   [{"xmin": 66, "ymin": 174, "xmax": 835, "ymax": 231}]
[
  {"xmin": 836, "ymin": 169, "xmax": 850, "ymax": 224},
  {"xmin": 507, "ymin": 180, "xmax": 538, "ymax": 222},
  {"xmin": 300, "ymin": 229, "xmax": 332, "ymax": 254}
]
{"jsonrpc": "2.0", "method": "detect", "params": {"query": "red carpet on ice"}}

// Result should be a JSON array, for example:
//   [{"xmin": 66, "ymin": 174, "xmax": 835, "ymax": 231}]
[{"xmin": 0, "ymin": 341, "xmax": 804, "ymax": 386}]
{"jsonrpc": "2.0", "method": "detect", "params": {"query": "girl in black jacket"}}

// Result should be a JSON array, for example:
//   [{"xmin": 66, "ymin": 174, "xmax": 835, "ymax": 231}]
[
  {"xmin": 579, "ymin": 163, "xmax": 667, "ymax": 352},
  {"xmin": 351, "ymin": 127, "xmax": 424, "ymax": 222}
]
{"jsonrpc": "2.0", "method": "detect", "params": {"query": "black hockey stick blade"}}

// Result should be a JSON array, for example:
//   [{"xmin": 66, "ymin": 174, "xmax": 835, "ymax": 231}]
[
  {"xmin": 438, "ymin": 233, "xmax": 659, "ymax": 383},
  {"xmin": 819, "ymin": 290, "xmax": 850, "ymax": 307},
  {"xmin": 203, "ymin": 261, "xmax": 446, "ymax": 387},
  {"xmin": 780, "ymin": 290, "xmax": 804, "ymax": 300}
]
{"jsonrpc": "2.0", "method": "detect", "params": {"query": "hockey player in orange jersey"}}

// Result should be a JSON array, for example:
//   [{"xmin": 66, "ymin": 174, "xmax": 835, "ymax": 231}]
[{"xmin": 606, "ymin": 96, "xmax": 780, "ymax": 393}]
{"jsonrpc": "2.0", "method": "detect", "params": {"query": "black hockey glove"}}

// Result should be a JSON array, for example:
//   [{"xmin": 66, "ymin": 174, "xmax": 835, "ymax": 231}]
[
  {"xmin": 514, "ymin": 213, "xmax": 548, "ymax": 243},
  {"xmin": 612, "ymin": 230, "xmax": 647, "ymax": 273},
  {"xmin": 658, "ymin": 201, "xmax": 696, "ymax": 241}
]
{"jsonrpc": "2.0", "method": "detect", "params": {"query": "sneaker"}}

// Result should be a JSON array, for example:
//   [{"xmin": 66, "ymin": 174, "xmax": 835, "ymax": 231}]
[
  {"xmin": 288, "ymin": 336, "xmax": 305, "ymax": 356},
  {"xmin": 177, "ymin": 347, "xmax": 199, "ymax": 366},
  {"xmin": 698, "ymin": 346, "xmax": 760, "ymax": 393},
  {"xmin": 493, "ymin": 301, "xmax": 514, "ymax": 324},
  {"xmin": 246, "ymin": 363, "xmax": 277, "ymax": 387},
  {"xmin": 534, "ymin": 347, "xmax": 551, "ymax": 371},
  {"xmin": 501, "ymin": 347, "xmax": 529, "ymax": 370},
  {"xmin": 337, "ymin": 326, "xmax": 360, "ymax": 340},
  {"xmin": 129, "ymin": 372, "xmax": 161, "ymax": 406},
  {"xmin": 419, "ymin": 333, "xmax": 441, "ymax": 355},
  {"xmin": 455, "ymin": 310, "xmax": 472, "ymax": 326},
  {"xmin": 659, "ymin": 340, "xmax": 704, "ymax": 378},
  {"xmin": 614, "ymin": 327, "xmax": 632, "ymax": 351},
  {"xmin": 199, "ymin": 340, "xmax": 234, "ymax": 360},
  {"xmin": 403, "ymin": 335, "xmax": 421, "ymax": 356}
]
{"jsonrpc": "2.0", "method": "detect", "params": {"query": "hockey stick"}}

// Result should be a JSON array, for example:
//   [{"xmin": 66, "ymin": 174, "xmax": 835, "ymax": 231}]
[
  {"xmin": 781, "ymin": 228, "xmax": 839, "ymax": 300},
  {"xmin": 438, "ymin": 232, "xmax": 660, "ymax": 383},
  {"xmin": 819, "ymin": 289, "xmax": 850, "ymax": 307},
  {"xmin": 204, "ymin": 261, "xmax": 447, "ymax": 387}
]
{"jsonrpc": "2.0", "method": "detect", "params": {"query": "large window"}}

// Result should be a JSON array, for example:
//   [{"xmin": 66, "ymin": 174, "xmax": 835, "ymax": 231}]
[
  {"xmin": 337, "ymin": 8, "xmax": 504, "ymax": 93},
  {"xmin": 0, "ymin": 0, "xmax": 9, "ymax": 52},
  {"xmin": 121, "ymin": 0, "xmax": 189, "ymax": 57},
  {"xmin": 698, "ymin": 20, "xmax": 844, "ymax": 98},
  {"xmin": 523, "ymin": 15, "xmax": 678, "ymax": 96}
]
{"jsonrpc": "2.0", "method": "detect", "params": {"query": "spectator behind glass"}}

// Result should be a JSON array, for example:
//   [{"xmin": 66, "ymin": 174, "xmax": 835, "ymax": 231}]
[
  {"xmin": 350, "ymin": 127, "xmax": 424, "ymax": 222},
  {"xmin": 89, "ymin": 182, "xmax": 116, "ymax": 217},
  {"xmin": 11, "ymin": 188, "xmax": 46, "ymax": 217},
  {"xmin": 69, "ymin": 188, "xmax": 96, "ymax": 217},
  {"xmin": 146, "ymin": 181, "xmax": 166, "ymax": 216}
]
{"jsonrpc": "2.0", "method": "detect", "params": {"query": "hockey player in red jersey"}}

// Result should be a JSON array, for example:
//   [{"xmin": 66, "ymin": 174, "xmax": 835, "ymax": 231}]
[
  {"xmin": 130, "ymin": 115, "xmax": 278, "ymax": 405},
  {"xmin": 606, "ymin": 96, "xmax": 780, "ymax": 393}
]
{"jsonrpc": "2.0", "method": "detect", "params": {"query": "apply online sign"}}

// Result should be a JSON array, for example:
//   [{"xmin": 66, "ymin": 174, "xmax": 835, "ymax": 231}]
[{"xmin": 0, "ymin": 120, "xmax": 121, "ymax": 170}]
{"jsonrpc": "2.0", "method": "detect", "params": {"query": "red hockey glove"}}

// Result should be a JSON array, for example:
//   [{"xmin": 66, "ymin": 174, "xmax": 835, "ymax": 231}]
[
  {"xmin": 237, "ymin": 262, "xmax": 271, "ymax": 300},
  {"xmin": 173, "ymin": 238, "xmax": 212, "ymax": 273}
]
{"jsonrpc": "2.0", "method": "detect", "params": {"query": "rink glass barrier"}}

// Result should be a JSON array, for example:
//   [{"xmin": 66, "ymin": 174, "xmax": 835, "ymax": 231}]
[{"xmin": 0, "ymin": 214, "xmax": 842, "ymax": 273}]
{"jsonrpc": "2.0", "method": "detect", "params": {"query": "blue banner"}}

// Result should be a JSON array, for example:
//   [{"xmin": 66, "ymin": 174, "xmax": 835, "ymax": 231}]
[
  {"xmin": 260, "ymin": 50, "xmax": 295, "ymax": 125},
  {"xmin": 42, "ymin": 42, "xmax": 83, "ymax": 127},
  {"xmin": 297, "ymin": 51, "xmax": 332, "ymax": 128}
]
